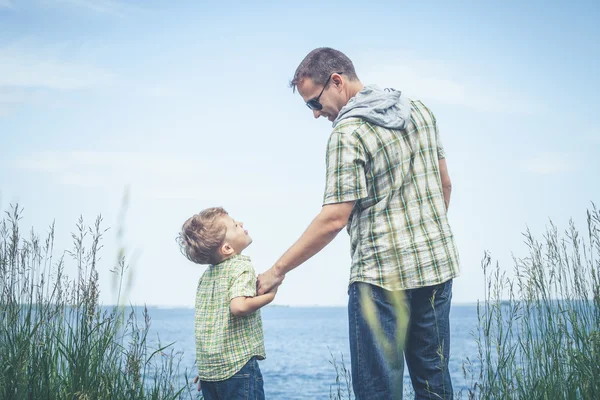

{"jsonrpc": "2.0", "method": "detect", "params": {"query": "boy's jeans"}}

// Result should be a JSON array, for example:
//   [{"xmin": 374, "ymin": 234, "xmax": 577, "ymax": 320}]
[
  {"xmin": 200, "ymin": 356, "xmax": 265, "ymax": 400},
  {"xmin": 348, "ymin": 280, "xmax": 453, "ymax": 400}
]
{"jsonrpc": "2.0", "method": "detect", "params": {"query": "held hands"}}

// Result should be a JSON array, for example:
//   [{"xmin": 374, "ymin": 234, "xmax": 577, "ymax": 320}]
[
  {"xmin": 256, "ymin": 267, "xmax": 285, "ymax": 296},
  {"xmin": 264, "ymin": 281, "xmax": 279, "ymax": 300}
]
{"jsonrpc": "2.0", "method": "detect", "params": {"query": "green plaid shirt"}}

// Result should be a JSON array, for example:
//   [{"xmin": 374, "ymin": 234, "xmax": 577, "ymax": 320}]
[
  {"xmin": 324, "ymin": 99, "xmax": 460, "ymax": 291},
  {"xmin": 195, "ymin": 254, "xmax": 265, "ymax": 381}
]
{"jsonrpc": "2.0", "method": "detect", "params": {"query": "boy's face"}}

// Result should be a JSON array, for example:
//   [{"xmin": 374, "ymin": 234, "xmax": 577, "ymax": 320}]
[{"xmin": 220, "ymin": 215, "xmax": 252, "ymax": 256}]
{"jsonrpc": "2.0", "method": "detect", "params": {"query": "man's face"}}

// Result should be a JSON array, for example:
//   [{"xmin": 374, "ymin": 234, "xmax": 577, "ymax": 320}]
[
  {"xmin": 222, "ymin": 215, "xmax": 252, "ymax": 254},
  {"xmin": 297, "ymin": 75, "xmax": 344, "ymax": 122}
]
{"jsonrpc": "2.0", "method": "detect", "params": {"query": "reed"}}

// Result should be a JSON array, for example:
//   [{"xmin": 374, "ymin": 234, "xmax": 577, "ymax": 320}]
[
  {"xmin": 330, "ymin": 204, "xmax": 600, "ymax": 399},
  {"xmin": 0, "ymin": 205, "xmax": 197, "ymax": 400},
  {"xmin": 465, "ymin": 204, "xmax": 600, "ymax": 399}
]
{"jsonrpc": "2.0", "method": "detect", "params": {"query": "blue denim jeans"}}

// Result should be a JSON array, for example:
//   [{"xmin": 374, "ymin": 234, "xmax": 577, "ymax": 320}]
[
  {"xmin": 348, "ymin": 280, "xmax": 453, "ymax": 400},
  {"xmin": 200, "ymin": 356, "xmax": 265, "ymax": 400}
]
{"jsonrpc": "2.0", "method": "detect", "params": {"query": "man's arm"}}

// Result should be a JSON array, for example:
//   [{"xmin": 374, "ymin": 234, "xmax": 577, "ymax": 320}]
[
  {"xmin": 230, "ymin": 291, "xmax": 276, "ymax": 317},
  {"xmin": 256, "ymin": 201, "xmax": 354, "ymax": 295},
  {"xmin": 438, "ymin": 158, "xmax": 452, "ymax": 210}
]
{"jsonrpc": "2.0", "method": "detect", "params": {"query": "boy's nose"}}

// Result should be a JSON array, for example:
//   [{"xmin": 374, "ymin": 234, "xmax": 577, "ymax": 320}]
[{"xmin": 239, "ymin": 221, "xmax": 244, "ymax": 227}]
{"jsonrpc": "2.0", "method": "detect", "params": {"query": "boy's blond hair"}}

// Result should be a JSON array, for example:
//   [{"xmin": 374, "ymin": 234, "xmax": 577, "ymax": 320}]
[{"xmin": 178, "ymin": 207, "xmax": 228, "ymax": 265}]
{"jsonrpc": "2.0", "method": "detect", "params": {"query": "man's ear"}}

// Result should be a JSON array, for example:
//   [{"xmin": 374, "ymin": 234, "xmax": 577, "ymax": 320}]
[{"xmin": 332, "ymin": 73, "xmax": 343, "ymax": 88}]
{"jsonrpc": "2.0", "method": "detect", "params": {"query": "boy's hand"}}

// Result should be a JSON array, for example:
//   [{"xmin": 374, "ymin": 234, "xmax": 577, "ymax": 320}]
[
  {"xmin": 264, "ymin": 284, "xmax": 278, "ymax": 300},
  {"xmin": 193, "ymin": 376, "xmax": 201, "ymax": 391},
  {"xmin": 268, "ymin": 284, "xmax": 279, "ymax": 295}
]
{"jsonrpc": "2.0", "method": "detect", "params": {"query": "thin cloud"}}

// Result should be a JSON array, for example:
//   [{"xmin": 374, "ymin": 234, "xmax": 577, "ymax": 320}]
[
  {"xmin": 0, "ymin": 0, "xmax": 12, "ymax": 8},
  {"xmin": 12, "ymin": 151, "xmax": 204, "ymax": 196},
  {"xmin": 14, "ymin": 151, "xmax": 185, "ymax": 176},
  {"xmin": 0, "ymin": 87, "xmax": 38, "ymax": 116},
  {"xmin": 359, "ymin": 56, "xmax": 544, "ymax": 115},
  {"xmin": 0, "ymin": 44, "xmax": 113, "ymax": 90},
  {"xmin": 522, "ymin": 152, "xmax": 579, "ymax": 175},
  {"xmin": 10, "ymin": 150, "xmax": 304, "ymax": 201},
  {"xmin": 0, "ymin": 42, "xmax": 113, "ymax": 116},
  {"xmin": 51, "ymin": 0, "xmax": 137, "ymax": 16}
]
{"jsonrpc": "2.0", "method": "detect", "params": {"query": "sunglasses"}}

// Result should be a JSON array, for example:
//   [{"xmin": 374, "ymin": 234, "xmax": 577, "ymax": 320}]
[{"xmin": 305, "ymin": 72, "xmax": 343, "ymax": 111}]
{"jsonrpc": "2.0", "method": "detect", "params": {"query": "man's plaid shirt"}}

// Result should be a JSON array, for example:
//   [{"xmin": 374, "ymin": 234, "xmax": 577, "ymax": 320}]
[
  {"xmin": 195, "ymin": 254, "xmax": 265, "ymax": 381},
  {"xmin": 324, "ymin": 99, "xmax": 460, "ymax": 291}
]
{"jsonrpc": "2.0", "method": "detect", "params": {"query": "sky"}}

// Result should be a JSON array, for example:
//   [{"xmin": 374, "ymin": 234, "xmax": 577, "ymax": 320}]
[{"xmin": 1, "ymin": 0, "xmax": 599, "ymax": 307}]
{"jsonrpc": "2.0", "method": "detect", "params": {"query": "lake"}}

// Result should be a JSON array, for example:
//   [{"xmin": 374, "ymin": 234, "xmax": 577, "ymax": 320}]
[{"xmin": 144, "ymin": 304, "xmax": 481, "ymax": 399}]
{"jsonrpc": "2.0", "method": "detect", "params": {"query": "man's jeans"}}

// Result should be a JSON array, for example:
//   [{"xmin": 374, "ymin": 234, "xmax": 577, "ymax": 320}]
[
  {"xmin": 349, "ymin": 280, "xmax": 453, "ymax": 400},
  {"xmin": 200, "ymin": 356, "xmax": 265, "ymax": 400}
]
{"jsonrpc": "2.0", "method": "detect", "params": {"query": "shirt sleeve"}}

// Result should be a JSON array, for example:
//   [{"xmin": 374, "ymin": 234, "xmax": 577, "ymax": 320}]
[
  {"xmin": 323, "ymin": 130, "xmax": 368, "ymax": 205},
  {"xmin": 229, "ymin": 262, "xmax": 257, "ymax": 300}
]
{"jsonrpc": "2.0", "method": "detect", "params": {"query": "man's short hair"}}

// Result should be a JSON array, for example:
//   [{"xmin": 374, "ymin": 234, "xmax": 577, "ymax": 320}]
[
  {"xmin": 178, "ymin": 207, "xmax": 228, "ymax": 265},
  {"xmin": 290, "ymin": 47, "xmax": 358, "ymax": 92}
]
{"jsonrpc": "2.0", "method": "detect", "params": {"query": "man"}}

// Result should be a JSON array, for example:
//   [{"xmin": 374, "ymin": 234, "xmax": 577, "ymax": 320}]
[{"xmin": 257, "ymin": 47, "xmax": 460, "ymax": 399}]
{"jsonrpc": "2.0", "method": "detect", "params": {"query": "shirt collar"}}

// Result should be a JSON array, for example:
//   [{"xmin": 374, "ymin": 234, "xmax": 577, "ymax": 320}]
[{"xmin": 213, "ymin": 253, "xmax": 250, "ymax": 267}]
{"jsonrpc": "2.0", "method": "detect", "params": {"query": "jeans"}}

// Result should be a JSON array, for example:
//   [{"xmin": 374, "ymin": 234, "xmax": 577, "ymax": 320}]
[
  {"xmin": 348, "ymin": 280, "xmax": 453, "ymax": 400},
  {"xmin": 200, "ymin": 356, "xmax": 265, "ymax": 400}
]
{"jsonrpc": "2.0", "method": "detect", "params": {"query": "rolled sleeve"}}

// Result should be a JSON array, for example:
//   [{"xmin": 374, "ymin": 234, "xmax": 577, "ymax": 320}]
[
  {"xmin": 229, "ymin": 263, "xmax": 257, "ymax": 300},
  {"xmin": 323, "ymin": 131, "xmax": 368, "ymax": 205}
]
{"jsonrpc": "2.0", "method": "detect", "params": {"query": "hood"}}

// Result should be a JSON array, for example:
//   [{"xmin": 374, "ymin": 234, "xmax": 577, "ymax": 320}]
[{"xmin": 332, "ymin": 84, "xmax": 411, "ymax": 130}]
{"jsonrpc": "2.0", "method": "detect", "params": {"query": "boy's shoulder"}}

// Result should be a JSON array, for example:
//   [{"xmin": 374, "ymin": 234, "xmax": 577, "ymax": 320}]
[
  {"xmin": 222, "ymin": 254, "xmax": 253, "ymax": 267},
  {"xmin": 227, "ymin": 255, "xmax": 256, "ymax": 275},
  {"xmin": 202, "ymin": 255, "xmax": 255, "ymax": 280}
]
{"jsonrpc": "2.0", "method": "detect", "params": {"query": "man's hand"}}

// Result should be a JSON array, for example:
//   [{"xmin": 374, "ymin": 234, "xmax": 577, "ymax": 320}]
[
  {"xmin": 256, "ymin": 267, "xmax": 285, "ymax": 295},
  {"xmin": 193, "ymin": 376, "xmax": 201, "ymax": 392}
]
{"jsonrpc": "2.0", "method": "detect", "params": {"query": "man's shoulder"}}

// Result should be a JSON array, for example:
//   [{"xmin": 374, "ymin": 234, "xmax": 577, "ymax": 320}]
[
  {"xmin": 408, "ymin": 99, "xmax": 436, "ymax": 123},
  {"xmin": 332, "ymin": 117, "xmax": 368, "ymax": 134},
  {"xmin": 330, "ymin": 118, "xmax": 379, "ymax": 145}
]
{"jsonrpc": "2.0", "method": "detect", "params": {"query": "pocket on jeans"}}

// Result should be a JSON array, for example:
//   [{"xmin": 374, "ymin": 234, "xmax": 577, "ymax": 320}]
[
  {"xmin": 229, "ymin": 372, "xmax": 250, "ymax": 399},
  {"xmin": 232, "ymin": 366, "xmax": 251, "ymax": 380},
  {"xmin": 434, "ymin": 279, "xmax": 453, "ymax": 301}
]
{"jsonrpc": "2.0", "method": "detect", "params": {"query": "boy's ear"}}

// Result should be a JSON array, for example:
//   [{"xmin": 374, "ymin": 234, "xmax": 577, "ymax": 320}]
[{"xmin": 220, "ymin": 242, "xmax": 235, "ymax": 257}]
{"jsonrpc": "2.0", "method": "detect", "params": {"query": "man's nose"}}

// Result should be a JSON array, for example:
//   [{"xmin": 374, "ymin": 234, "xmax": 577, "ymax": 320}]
[{"xmin": 312, "ymin": 110, "xmax": 320, "ymax": 119}]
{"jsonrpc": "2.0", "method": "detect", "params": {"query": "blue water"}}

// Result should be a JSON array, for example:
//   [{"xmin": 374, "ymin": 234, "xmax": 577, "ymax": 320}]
[{"xmin": 145, "ymin": 305, "xmax": 481, "ymax": 399}]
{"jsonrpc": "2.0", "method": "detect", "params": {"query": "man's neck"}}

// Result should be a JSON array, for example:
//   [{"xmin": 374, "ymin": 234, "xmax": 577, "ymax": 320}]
[{"xmin": 346, "ymin": 80, "xmax": 365, "ymax": 100}]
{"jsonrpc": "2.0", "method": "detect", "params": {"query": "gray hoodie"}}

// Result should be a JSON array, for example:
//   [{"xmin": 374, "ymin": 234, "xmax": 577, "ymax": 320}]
[{"xmin": 332, "ymin": 84, "xmax": 411, "ymax": 130}]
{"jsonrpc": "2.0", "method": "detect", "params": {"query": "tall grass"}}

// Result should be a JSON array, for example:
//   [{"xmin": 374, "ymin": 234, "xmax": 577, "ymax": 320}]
[
  {"xmin": 329, "ymin": 350, "xmax": 353, "ymax": 400},
  {"xmin": 0, "ymin": 205, "xmax": 197, "ymax": 400},
  {"xmin": 5, "ymin": 199, "xmax": 599, "ymax": 399},
  {"xmin": 465, "ymin": 204, "xmax": 600, "ymax": 399},
  {"xmin": 330, "ymin": 204, "xmax": 600, "ymax": 399}
]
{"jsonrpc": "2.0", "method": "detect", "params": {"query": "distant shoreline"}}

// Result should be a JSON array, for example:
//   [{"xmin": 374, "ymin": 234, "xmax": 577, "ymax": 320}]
[{"xmin": 101, "ymin": 302, "xmax": 483, "ymax": 309}]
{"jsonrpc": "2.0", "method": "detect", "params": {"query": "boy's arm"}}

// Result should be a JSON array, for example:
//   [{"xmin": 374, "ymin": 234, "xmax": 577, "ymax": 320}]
[{"xmin": 230, "ymin": 291, "xmax": 275, "ymax": 317}]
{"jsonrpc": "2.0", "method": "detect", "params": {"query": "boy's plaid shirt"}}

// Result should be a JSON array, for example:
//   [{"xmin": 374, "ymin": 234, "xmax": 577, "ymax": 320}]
[
  {"xmin": 324, "ymin": 99, "xmax": 460, "ymax": 291},
  {"xmin": 195, "ymin": 254, "xmax": 265, "ymax": 381}
]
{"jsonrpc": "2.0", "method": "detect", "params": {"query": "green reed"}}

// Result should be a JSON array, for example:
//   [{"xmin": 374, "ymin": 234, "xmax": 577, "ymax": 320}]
[
  {"xmin": 330, "ymin": 204, "xmax": 599, "ymax": 399},
  {"xmin": 465, "ymin": 204, "xmax": 600, "ymax": 399},
  {"xmin": 329, "ymin": 349, "xmax": 353, "ymax": 400},
  {"xmin": 0, "ymin": 205, "xmax": 198, "ymax": 400}
]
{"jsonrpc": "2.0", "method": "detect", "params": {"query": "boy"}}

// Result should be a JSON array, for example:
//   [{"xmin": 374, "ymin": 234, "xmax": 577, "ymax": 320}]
[{"xmin": 178, "ymin": 207, "xmax": 276, "ymax": 400}]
